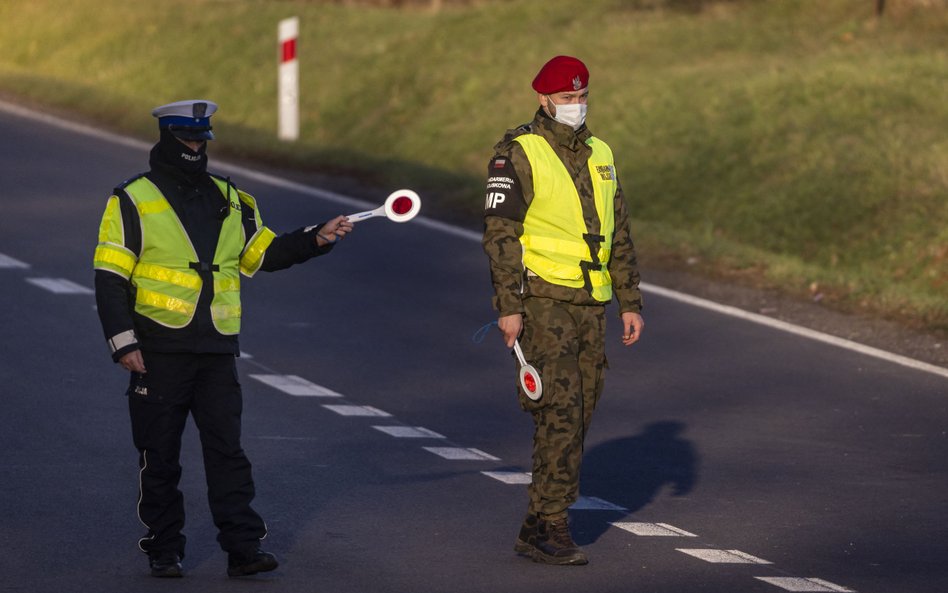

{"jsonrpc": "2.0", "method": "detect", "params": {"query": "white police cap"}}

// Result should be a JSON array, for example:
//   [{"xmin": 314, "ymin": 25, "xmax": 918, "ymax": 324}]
[{"xmin": 151, "ymin": 99, "xmax": 218, "ymax": 141}]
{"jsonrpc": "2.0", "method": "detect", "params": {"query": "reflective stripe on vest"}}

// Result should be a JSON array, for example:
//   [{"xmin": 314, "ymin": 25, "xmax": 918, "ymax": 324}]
[
  {"xmin": 122, "ymin": 176, "xmax": 254, "ymax": 334},
  {"xmin": 94, "ymin": 195, "xmax": 138, "ymax": 279},
  {"xmin": 515, "ymin": 133, "xmax": 618, "ymax": 302}
]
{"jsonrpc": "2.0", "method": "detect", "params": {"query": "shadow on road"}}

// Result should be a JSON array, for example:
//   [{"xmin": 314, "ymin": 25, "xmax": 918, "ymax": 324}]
[{"xmin": 574, "ymin": 420, "xmax": 698, "ymax": 545}]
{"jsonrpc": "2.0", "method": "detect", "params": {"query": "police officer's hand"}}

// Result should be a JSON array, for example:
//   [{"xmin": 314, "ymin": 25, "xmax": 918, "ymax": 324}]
[
  {"xmin": 498, "ymin": 313, "xmax": 523, "ymax": 349},
  {"xmin": 119, "ymin": 349, "xmax": 146, "ymax": 373},
  {"xmin": 621, "ymin": 312, "xmax": 644, "ymax": 347},
  {"xmin": 316, "ymin": 215, "xmax": 354, "ymax": 247}
]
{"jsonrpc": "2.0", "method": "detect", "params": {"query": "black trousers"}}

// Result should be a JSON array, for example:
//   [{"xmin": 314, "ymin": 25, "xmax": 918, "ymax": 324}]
[{"xmin": 127, "ymin": 351, "xmax": 266, "ymax": 557}]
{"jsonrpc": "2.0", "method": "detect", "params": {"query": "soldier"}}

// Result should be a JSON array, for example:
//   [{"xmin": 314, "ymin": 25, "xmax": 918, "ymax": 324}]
[
  {"xmin": 93, "ymin": 100, "xmax": 354, "ymax": 578},
  {"xmin": 482, "ymin": 56, "xmax": 645, "ymax": 565}
]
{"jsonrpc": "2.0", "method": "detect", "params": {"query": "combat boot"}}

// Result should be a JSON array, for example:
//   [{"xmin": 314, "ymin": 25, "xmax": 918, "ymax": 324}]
[
  {"xmin": 514, "ymin": 513, "xmax": 539, "ymax": 557},
  {"xmin": 532, "ymin": 516, "xmax": 588, "ymax": 565}
]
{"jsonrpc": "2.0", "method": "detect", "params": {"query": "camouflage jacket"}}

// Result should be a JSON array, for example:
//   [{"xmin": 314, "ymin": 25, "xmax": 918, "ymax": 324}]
[{"xmin": 481, "ymin": 108, "xmax": 643, "ymax": 317}]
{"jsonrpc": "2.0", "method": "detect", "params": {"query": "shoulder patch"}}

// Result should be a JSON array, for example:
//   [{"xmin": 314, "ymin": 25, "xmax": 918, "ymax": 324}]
[{"xmin": 484, "ymin": 155, "xmax": 525, "ymax": 221}]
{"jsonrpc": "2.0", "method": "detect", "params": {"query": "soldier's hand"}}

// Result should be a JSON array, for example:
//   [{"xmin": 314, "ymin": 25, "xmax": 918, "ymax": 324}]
[
  {"xmin": 119, "ymin": 349, "xmax": 146, "ymax": 373},
  {"xmin": 498, "ymin": 313, "xmax": 523, "ymax": 349},
  {"xmin": 621, "ymin": 311, "xmax": 644, "ymax": 346}
]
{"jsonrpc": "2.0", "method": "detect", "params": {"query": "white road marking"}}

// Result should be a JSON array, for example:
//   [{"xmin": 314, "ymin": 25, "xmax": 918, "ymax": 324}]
[
  {"xmin": 249, "ymin": 374, "xmax": 342, "ymax": 397},
  {"xmin": 677, "ymin": 548, "xmax": 772, "ymax": 564},
  {"xmin": 2, "ymin": 98, "xmax": 944, "ymax": 381},
  {"xmin": 481, "ymin": 471, "xmax": 532, "ymax": 484},
  {"xmin": 570, "ymin": 496, "xmax": 627, "ymax": 511},
  {"xmin": 643, "ymin": 282, "xmax": 948, "ymax": 380},
  {"xmin": 611, "ymin": 522, "xmax": 698, "ymax": 537},
  {"xmin": 0, "ymin": 253, "xmax": 29, "ymax": 268},
  {"xmin": 755, "ymin": 577, "xmax": 855, "ymax": 592},
  {"xmin": 372, "ymin": 426, "xmax": 445, "ymax": 439},
  {"xmin": 26, "ymin": 277, "xmax": 92, "ymax": 294},
  {"xmin": 322, "ymin": 404, "xmax": 391, "ymax": 417},
  {"xmin": 423, "ymin": 447, "xmax": 500, "ymax": 461}
]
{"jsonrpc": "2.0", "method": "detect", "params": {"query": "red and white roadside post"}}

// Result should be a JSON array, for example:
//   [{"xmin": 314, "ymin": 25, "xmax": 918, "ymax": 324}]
[{"xmin": 278, "ymin": 16, "xmax": 299, "ymax": 141}]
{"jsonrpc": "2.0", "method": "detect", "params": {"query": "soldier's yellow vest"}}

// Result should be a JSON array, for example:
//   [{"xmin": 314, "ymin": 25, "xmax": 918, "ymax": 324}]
[
  {"xmin": 93, "ymin": 176, "xmax": 276, "ymax": 334},
  {"xmin": 515, "ymin": 134, "xmax": 617, "ymax": 302}
]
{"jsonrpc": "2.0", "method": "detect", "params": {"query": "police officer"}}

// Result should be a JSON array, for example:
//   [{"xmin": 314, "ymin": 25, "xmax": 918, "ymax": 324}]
[
  {"xmin": 482, "ymin": 57, "xmax": 645, "ymax": 565},
  {"xmin": 93, "ymin": 100, "xmax": 354, "ymax": 578}
]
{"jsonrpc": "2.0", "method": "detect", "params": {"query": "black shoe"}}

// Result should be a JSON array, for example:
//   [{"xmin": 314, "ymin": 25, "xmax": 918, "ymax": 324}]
[
  {"xmin": 148, "ymin": 552, "xmax": 183, "ymax": 578},
  {"xmin": 227, "ymin": 548, "xmax": 279, "ymax": 577},
  {"xmin": 514, "ymin": 513, "xmax": 539, "ymax": 557},
  {"xmin": 532, "ymin": 517, "xmax": 588, "ymax": 565}
]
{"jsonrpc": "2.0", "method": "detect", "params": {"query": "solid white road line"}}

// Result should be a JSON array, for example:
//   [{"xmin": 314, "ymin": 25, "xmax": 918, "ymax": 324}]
[
  {"xmin": 26, "ymin": 277, "xmax": 93, "ymax": 294},
  {"xmin": 3, "ymin": 97, "xmax": 941, "ymax": 382},
  {"xmin": 642, "ymin": 282, "xmax": 948, "ymax": 380},
  {"xmin": 249, "ymin": 374, "xmax": 342, "ymax": 397}
]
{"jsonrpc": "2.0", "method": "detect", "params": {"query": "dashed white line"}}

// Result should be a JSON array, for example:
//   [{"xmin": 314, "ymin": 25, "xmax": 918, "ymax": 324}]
[
  {"xmin": 611, "ymin": 522, "xmax": 698, "ymax": 537},
  {"xmin": 0, "ymin": 253, "xmax": 29, "ymax": 268},
  {"xmin": 250, "ymin": 374, "xmax": 342, "ymax": 397},
  {"xmin": 755, "ymin": 577, "xmax": 855, "ymax": 592},
  {"xmin": 482, "ymin": 470, "xmax": 532, "ymax": 484},
  {"xmin": 372, "ymin": 426, "xmax": 445, "ymax": 439},
  {"xmin": 322, "ymin": 404, "xmax": 391, "ymax": 417},
  {"xmin": 26, "ymin": 277, "xmax": 92, "ymax": 294},
  {"xmin": 423, "ymin": 447, "xmax": 499, "ymax": 461},
  {"xmin": 677, "ymin": 548, "xmax": 772, "ymax": 564}
]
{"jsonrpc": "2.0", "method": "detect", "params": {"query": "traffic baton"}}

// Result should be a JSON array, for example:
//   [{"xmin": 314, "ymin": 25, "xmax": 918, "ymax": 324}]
[
  {"xmin": 346, "ymin": 189, "xmax": 421, "ymax": 224},
  {"xmin": 513, "ymin": 339, "xmax": 542, "ymax": 401}
]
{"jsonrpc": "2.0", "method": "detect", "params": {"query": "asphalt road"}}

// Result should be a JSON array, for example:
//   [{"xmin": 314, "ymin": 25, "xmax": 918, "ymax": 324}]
[{"xmin": 1, "ymin": 102, "xmax": 945, "ymax": 593}]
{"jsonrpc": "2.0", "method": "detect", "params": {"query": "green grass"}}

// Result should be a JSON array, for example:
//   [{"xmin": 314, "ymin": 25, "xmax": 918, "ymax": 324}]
[{"xmin": 0, "ymin": 0, "xmax": 945, "ymax": 332}]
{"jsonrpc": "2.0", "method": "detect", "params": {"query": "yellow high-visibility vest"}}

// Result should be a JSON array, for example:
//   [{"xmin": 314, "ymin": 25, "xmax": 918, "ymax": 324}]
[
  {"xmin": 93, "ymin": 176, "xmax": 276, "ymax": 334},
  {"xmin": 515, "ymin": 133, "xmax": 617, "ymax": 302}
]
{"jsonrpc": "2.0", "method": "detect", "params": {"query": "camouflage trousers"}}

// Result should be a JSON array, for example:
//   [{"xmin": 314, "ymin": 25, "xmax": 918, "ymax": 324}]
[{"xmin": 517, "ymin": 296, "xmax": 607, "ymax": 519}]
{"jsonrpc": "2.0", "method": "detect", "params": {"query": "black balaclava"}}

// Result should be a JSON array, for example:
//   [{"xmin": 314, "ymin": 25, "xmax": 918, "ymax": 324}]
[{"xmin": 151, "ymin": 128, "xmax": 208, "ymax": 178}]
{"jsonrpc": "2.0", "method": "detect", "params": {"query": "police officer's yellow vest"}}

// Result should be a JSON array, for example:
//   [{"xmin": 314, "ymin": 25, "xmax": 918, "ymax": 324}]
[
  {"xmin": 515, "ymin": 134, "xmax": 617, "ymax": 302},
  {"xmin": 93, "ymin": 176, "xmax": 276, "ymax": 335}
]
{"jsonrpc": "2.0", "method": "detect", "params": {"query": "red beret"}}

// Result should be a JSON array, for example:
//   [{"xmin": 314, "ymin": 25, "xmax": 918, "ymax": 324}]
[{"xmin": 532, "ymin": 55, "xmax": 589, "ymax": 94}]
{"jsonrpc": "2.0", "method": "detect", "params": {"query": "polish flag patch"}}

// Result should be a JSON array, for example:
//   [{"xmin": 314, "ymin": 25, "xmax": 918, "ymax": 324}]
[{"xmin": 493, "ymin": 158, "xmax": 507, "ymax": 168}]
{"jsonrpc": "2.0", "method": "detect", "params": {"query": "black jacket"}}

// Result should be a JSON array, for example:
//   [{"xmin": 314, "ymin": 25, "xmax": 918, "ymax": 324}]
[{"xmin": 95, "ymin": 143, "xmax": 331, "ymax": 361}]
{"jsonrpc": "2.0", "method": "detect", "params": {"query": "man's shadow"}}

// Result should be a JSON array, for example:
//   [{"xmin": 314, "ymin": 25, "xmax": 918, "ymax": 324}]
[{"xmin": 573, "ymin": 420, "xmax": 698, "ymax": 545}]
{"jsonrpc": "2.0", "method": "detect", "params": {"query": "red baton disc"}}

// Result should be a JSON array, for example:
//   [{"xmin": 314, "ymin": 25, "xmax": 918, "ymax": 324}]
[
  {"xmin": 392, "ymin": 196, "xmax": 413, "ymax": 215},
  {"xmin": 523, "ymin": 372, "xmax": 537, "ymax": 393}
]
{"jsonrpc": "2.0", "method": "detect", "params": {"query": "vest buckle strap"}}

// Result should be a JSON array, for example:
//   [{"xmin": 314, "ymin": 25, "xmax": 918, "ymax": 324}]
[
  {"xmin": 582, "ymin": 232, "xmax": 605, "ymax": 266},
  {"xmin": 189, "ymin": 261, "xmax": 220, "ymax": 273},
  {"xmin": 579, "ymin": 260, "xmax": 604, "ymax": 273}
]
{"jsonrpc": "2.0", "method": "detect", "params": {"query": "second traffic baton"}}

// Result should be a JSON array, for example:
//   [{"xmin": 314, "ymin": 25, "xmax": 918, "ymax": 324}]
[{"xmin": 513, "ymin": 339, "xmax": 542, "ymax": 401}]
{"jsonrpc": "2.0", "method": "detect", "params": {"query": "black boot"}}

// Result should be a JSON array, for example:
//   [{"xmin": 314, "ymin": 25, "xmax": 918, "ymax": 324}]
[
  {"xmin": 227, "ymin": 548, "xmax": 279, "ymax": 577},
  {"xmin": 514, "ymin": 513, "xmax": 539, "ymax": 557},
  {"xmin": 532, "ymin": 517, "xmax": 588, "ymax": 565},
  {"xmin": 148, "ymin": 552, "xmax": 183, "ymax": 578}
]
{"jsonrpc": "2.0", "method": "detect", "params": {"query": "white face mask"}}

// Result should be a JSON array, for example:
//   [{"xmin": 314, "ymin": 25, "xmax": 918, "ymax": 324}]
[{"xmin": 549, "ymin": 99, "xmax": 587, "ymax": 130}]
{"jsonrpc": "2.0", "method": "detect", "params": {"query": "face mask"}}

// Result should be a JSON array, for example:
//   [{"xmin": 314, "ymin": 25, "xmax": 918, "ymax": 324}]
[{"xmin": 548, "ymin": 98, "xmax": 587, "ymax": 130}]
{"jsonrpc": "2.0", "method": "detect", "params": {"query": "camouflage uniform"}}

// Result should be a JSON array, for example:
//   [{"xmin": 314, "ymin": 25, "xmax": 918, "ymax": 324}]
[{"xmin": 482, "ymin": 108, "xmax": 643, "ymax": 520}]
